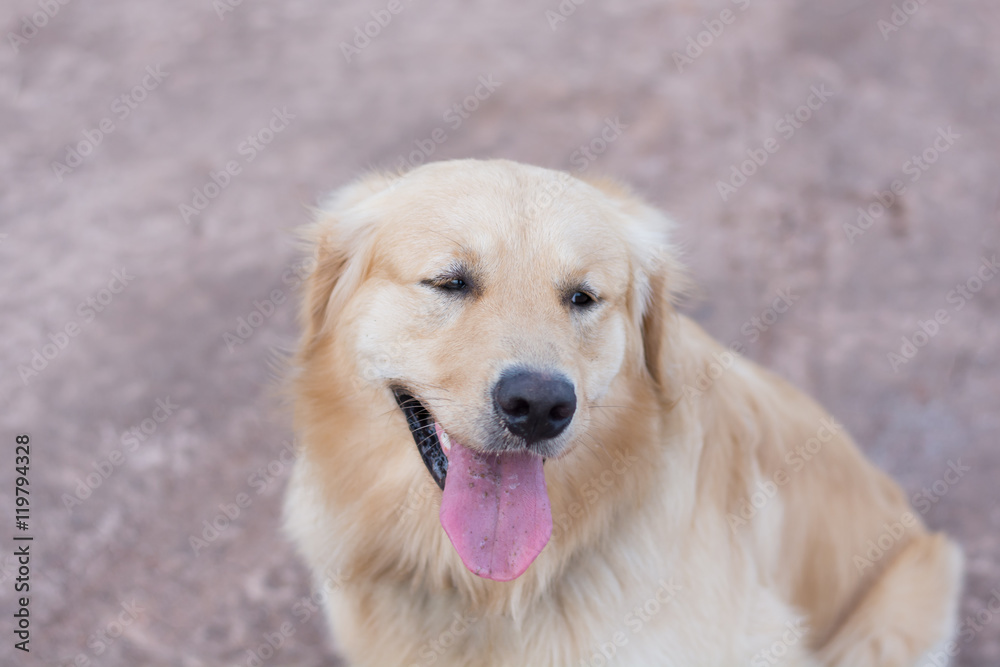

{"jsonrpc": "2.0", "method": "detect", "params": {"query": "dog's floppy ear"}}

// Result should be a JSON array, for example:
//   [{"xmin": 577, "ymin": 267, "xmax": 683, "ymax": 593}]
[
  {"xmin": 586, "ymin": 177, "xmax": 687, "ymax": 390},
  {"xmin": 629, "ymin": 209, "xmax": 686, "ymax": 391},
  {"xmin": 299, "ymin": 172, "xmax": 398, "ymax": 353}
]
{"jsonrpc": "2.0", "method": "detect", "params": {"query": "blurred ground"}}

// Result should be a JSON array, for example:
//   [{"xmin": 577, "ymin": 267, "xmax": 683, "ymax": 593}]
[{"xmin": 1, "ymin": 0, "xmax": 998, "ymax": 665}]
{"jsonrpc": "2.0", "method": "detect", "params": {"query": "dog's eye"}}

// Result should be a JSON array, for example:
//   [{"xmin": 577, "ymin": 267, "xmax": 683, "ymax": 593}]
[
  {"xmin": 421, "ymin": 273, "xmax": 471, "ymax": 294},
  {"xmin": 570, "ymin": 291, "xmax": 594, "ymax": 307}
]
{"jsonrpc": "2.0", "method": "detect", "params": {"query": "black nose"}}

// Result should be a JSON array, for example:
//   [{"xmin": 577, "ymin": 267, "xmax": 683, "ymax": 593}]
[{"xmin": 493, "ymin": 370, "xmax": 576, "ymax": 444}]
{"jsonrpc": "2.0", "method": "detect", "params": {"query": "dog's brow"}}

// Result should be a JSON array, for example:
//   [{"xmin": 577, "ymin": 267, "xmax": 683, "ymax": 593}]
[
  {"xmin": 557, "ymin": 275, "xmax": 600, "ymax": 296},
  {"xmin": 421, "ymin": 259, "xmax": 478, "ymax": 292},
  {"xmin": 422, "ymin": 242, "xmax": 480, "ymax": 275}
]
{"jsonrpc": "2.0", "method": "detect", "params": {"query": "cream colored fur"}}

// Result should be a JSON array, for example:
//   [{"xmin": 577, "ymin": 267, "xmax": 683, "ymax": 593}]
[{"xmin": 284, "ymin": 159, "xmax": 963, "ymax": 667}]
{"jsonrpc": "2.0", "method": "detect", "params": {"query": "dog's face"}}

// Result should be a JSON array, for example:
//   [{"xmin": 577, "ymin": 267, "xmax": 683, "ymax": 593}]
[{"xmin": 302, "ymin": 160, "xmax": 672, "ymax": 581}]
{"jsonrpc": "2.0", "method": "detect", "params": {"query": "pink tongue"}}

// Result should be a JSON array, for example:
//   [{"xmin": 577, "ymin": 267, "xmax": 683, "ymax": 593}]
[{"xmin": 438, "ymin": 427, "xmax": 552, "ymax": 582}]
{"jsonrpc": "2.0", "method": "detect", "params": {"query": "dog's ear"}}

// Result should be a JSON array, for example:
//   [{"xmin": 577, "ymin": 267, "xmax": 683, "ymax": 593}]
[
  {"xmin": 630, "ymin": 211, "xmax": 685, "ymax": 390},
  {"xmin": 640, "ymin": 263, "xmax": 668, "ymax": 387},
  {"xmin": 299, "ymin": 172, "xmax": 397, "ymax": 353},
  {"xmin": 585, "ymin": 177, "xmax": 687, "ymax": 389}
]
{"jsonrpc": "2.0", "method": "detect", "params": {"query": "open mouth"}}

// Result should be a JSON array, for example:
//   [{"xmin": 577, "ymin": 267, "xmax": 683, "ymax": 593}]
[
  {"xmin": 392, "ymin": 388, "xmax": 449, "ymax": 489},
  {"xmin": 390, "ymin": 386, "xmax": 553, "ymax": 582}
]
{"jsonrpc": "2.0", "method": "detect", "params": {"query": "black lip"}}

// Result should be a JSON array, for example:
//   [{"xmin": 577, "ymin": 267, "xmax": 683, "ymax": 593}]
[{"xmin": 392, "ymin": 388, "xmax": 448, "ymax": 490}]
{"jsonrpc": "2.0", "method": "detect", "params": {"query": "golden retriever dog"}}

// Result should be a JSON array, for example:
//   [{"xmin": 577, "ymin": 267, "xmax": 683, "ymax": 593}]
[{"xmin": 285, "ymin": 159, "xmax": 963, "ymax": 666}]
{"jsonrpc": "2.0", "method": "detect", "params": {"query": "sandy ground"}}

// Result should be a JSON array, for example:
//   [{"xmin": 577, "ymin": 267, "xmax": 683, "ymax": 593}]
[{"xmin": 1, "ymin": 0, "xmax": 998, "ymax": 665}]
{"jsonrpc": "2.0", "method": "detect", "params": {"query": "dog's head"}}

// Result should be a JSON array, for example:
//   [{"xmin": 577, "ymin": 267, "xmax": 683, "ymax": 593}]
[{"xmin": 297, "ymin": 159, "xmax": 683, "ymax": 581}]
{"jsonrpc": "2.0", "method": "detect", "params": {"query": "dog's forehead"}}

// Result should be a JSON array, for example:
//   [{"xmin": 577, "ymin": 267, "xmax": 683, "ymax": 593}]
[{"xmin": 373, "ymin": 163, "xmax": 631, "ymax": 274}]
